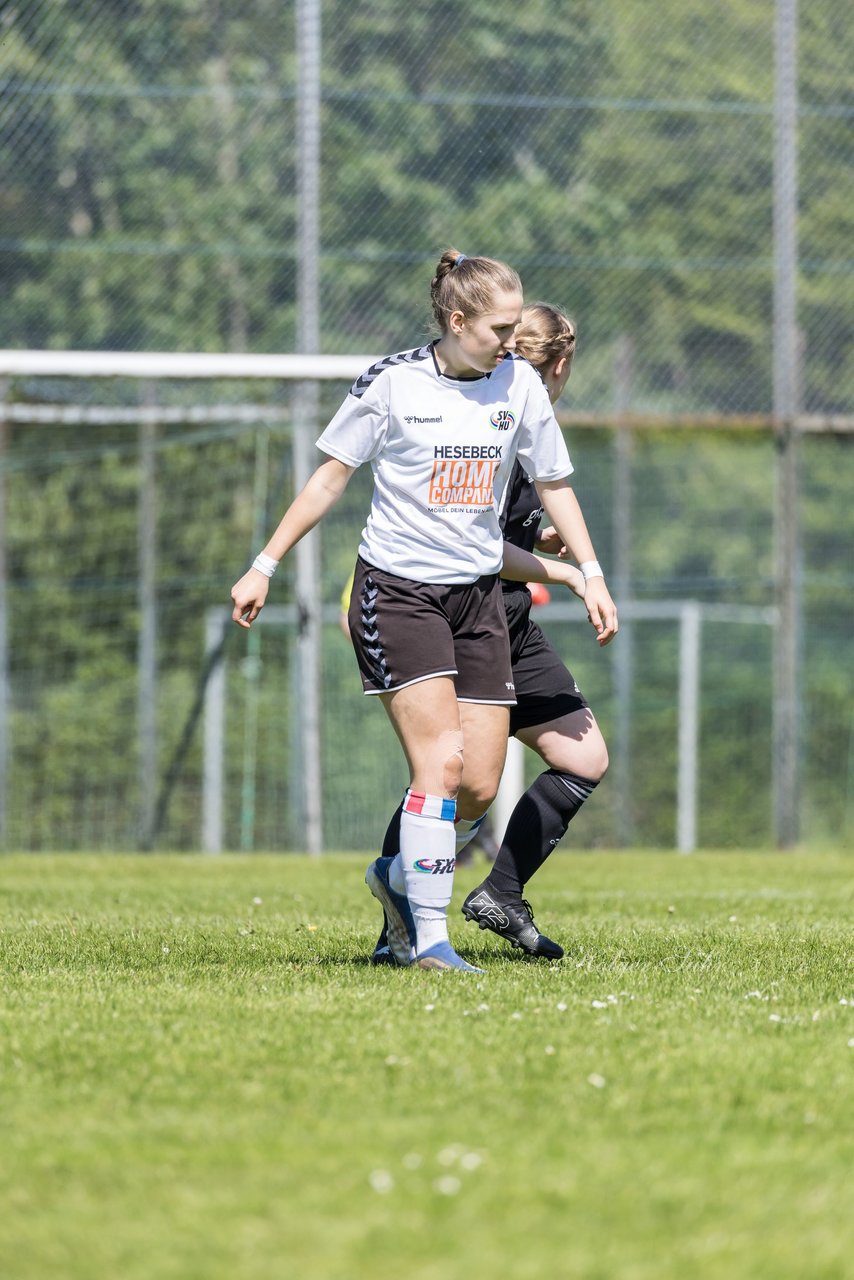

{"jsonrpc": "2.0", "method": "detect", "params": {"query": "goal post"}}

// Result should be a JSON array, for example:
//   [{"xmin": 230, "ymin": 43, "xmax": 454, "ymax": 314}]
[
  {"xmin": 2, "ymin": 346, "xmax": 835, "ymax": 853},
  {"xmin": 0, "ymin": 348, "xmax": 375, "ymax": 854}
]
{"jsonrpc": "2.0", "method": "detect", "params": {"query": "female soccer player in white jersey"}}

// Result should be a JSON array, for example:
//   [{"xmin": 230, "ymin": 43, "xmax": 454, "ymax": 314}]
[
  {"xmin": 371, "ymin": 303, "xmax": 613, "ymax": 965},
  {"xmin": 231, "ymin": 250, "xmax": 617, "ymax": 972}
]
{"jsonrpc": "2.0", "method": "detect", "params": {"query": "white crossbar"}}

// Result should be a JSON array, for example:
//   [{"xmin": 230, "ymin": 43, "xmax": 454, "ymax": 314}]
[{"xmin": 0, "ymin": 350, "xmax": 375, "ymax": 379}]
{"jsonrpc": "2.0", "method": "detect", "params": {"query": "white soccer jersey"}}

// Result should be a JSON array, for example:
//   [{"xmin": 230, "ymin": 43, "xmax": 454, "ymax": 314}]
[{"xmin": 316, "ymin": 345, "xmax": 573, "ymax": 584}]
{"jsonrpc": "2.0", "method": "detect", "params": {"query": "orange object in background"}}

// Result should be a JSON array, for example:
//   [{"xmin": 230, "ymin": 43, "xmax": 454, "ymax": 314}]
[{"xmin": 527, "ymin": 582, "xmax": 551, "ymax": 606}]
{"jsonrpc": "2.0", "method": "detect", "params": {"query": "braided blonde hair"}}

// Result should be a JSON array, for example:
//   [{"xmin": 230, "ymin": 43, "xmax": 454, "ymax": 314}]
[{"xmin": 515, "ymin": 302, "xmax": 577, "ymax": 374}]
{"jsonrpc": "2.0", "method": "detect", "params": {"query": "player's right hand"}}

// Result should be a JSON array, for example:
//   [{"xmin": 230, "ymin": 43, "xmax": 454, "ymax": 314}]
[
  {"xmin": 231, "ymin": 568, "xmax": 269, "ymax": 629},
  {"xmin": 535, "ymin": 526, "xmax": 566, "ymax": 556}
]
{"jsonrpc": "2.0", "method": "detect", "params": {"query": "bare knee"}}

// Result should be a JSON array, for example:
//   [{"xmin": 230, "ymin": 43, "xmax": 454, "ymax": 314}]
[
  {"xmin": 444, "ymin": 752, "xmax": 464, "ymax": 798},
  {"xmin": 423, "ymin": 728, "xmax": 465, "ymax": 798},
  {"xmin": 456, "ymin": 774, "xmax": 501, "ymax": 819},
  {"xmin": 585, "ymin": 741, "xmax": 609, "ymax": 783},
  {"xmin": 557, "ymin": 738, "xmax": 608, "ymax": 783},
  {"xmin": 521, "ymin": 712, "xmax": 610, "ymax": 783}
]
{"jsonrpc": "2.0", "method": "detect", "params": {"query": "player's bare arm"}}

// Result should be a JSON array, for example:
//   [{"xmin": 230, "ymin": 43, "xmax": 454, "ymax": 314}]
[
  {"xmin": 535, "ymin": 479, "xmax": 618, "ymax": 646},
  {"xmin": 500, "ymin": 540, "xmax": 585, "ymax": 599},
  {"xmin": 231, "ymin": 457, "xmax": 355, "ymax": 629}
]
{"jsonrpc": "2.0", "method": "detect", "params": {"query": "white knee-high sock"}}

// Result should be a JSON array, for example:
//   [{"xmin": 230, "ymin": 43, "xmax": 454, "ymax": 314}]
[
  {"xmin": 455, "ymin": 812, "xmax": 487, "ymax": 854},
  {"xmin": 388, "ymin": 809, "xmax": 483, "ymax": 889},
  {"xmin": 394, "ymin": 789, "xmax": 457, "ymax": 954}
]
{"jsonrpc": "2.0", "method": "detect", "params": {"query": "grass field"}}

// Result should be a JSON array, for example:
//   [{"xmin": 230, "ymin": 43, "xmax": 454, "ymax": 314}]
[{"xmin": 1, "ymin": 851, "xmax": 853, "ymax": 1280}]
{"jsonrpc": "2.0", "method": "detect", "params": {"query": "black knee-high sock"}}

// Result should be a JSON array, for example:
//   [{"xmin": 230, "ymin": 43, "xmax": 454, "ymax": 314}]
[
  {"xmin": 485, "ymin": 769, "xmax": 599, "ymax": 900},
  {"xmin": 380, "ymin": 801, "xmax": 404, "ymax": 860}
]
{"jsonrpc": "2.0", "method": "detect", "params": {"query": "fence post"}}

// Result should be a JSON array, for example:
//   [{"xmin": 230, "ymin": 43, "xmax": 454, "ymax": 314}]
[
  {"xmin": 772, "ymin": 0, "xmax": 801, "ymax": 848},
  {"xmin": 0, "ymin": 391, "xmax": 8, "ymax": 849},
  {"xmin": 203, "ymin": 610, "xmax": 227, "ymax": 853},
  {"xmin": 493, "ymin": 736, "xmax": 525, "ymax": 845},
  {"xmin": 294, "ymin": 0, "xmax": 324, "ymax": 854},
  {"xmin": 612, "ymin": 335, "xmax": 635, "ymax": 846},
  {"xmin": 239, "ymin": 429, "xmax": 269, "ymax": 851},
  {"xmin": 138, "ymin": 383, "xmax": 158, "ymax": 848},
  {"xmin": 677, "ymin": 603, "xmax": 702, "ymax": 853}
]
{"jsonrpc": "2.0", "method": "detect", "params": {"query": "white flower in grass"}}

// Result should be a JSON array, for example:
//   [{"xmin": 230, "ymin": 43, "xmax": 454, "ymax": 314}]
[
  {"xmin": 369, "ymin": 1169, "xmax": 394, "ymax": 1194},
  {"xmin": 769, "ymin": 1014, "xmax": 782, "ymax": 1023},
  {"xmin": 587, "ymin": 1073, "xmax": 606, "ymax": 1089},
  {"xmin": 424, "ymin": 1003, "xmax": 435, "ymax": 1012},
  {"xmin": 544, "ymin": 1045, "xmax": 556, "ymax": 1056},
  {"xmin": 478, "ymin": 1003, "xmax": 489, "ymax": 1012},
  {"xmin": 511, "ymin": 1011, "xmax": 523, "ymax": 1020},
  {"xmin": 252, "ymin": 896, "xmax": 263, "ymax": 906},
  {"xmin": 460, "ymin": 1152, "xmax": 483, "ymax": 1171},
  {"xmin": 438, "ymin": 1145, "xmax": 463, "ymax": 1166},
  {"xmin": 161, "ymin": 945, "xmax": 170, "ymax": 954},
  {"xmin": 435, "ymin": 1176, "xmax": 461, "ymax": 1196},
  {"xmin": 591, "ymin": 1000, "xmax": 608, "ymax": 1009},
  {"xmin": 402, "ymin": 1153, "xmax": 422, "ymax": 1170},
  {"xmin": 848, "ymin": 1038, "xmax": 854, "ymax": 1049},
  {"xmin": 556, "ymin": 1002, "xmax": 567, "ymax": 1012}
]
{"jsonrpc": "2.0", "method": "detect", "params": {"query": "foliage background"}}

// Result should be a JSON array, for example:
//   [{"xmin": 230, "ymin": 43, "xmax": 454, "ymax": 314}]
[{"xmin": 0, "ymin": 0, "xmax": 851, "ymax": 850}]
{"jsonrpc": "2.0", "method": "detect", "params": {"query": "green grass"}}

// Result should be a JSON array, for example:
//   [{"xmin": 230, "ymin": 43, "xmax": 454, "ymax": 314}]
[{"xmin": 1, "ymin": 851, "xmax": 853, "ymax": 1280}]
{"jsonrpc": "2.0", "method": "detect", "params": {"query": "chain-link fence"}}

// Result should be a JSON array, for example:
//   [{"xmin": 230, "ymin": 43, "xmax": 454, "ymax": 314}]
[
  {"xmin": 0, "ymin": 1, "xmax": 851, "ymax": 852},
  {"xmin": 1, "ymin": 375, "xmax": 851, "ymax": 853},
  {"xmin": 2, "ymin": 1, "xmax": 852, "ymax": 414}
]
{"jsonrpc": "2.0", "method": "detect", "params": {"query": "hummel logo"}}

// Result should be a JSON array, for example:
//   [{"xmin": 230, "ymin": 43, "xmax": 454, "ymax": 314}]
[{"xmin": 404, "ymin": 414, "xmax": 443, "ymax": 424}]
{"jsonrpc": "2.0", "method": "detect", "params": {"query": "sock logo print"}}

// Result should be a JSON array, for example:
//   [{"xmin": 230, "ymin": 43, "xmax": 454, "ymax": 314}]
[{"xmin": 413, "ymin": 858, "xmax": 456, "ymax": 875}]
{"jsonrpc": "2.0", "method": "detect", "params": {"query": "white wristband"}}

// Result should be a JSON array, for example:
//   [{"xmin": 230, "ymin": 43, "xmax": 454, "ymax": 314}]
[
  {"xmin": 580, "ymin": 560, "xmax": 604, "ymax": 581},
  {"xmin": 252, "ymin": 552, "xmax": 279, "ymax": 578}
]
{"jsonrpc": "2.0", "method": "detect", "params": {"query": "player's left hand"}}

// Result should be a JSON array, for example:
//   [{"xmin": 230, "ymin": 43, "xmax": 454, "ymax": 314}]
[{"xmin": 583, "ymin": 578, "xmax": 618, "ymax": 647}]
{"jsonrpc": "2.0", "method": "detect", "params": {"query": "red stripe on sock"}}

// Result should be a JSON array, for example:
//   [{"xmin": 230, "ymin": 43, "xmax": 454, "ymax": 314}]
[{"xmin": 403, "ymin": 791, "xmax": 427, "ymax": 816}]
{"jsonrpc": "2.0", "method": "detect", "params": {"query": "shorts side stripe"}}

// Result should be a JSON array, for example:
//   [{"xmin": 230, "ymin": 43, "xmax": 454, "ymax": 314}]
[
  {"xmin": 456, "ymin": 696, "xmax": 517, "ymax": 705},
  {"xmin": 362, "ymin": 669, "xmax": 458, "ymax": 696}
]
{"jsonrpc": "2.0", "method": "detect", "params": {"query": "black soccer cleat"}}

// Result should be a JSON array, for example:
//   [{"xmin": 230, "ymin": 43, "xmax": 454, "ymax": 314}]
[
  {"xmin": 370, "ymin": 920, "xmax": 398, "ymax": 966},
  {"xmin": 461, "ymin": 884, "xmax": 564, "ymax": 960}
]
